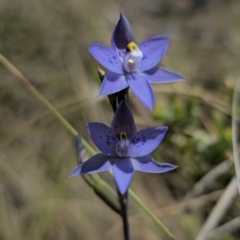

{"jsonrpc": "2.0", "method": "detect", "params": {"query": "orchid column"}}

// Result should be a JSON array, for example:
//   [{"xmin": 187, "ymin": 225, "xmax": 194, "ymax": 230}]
[{"xmin": 69, "ymin": 14, "xmax": 185, "ymax": 240}]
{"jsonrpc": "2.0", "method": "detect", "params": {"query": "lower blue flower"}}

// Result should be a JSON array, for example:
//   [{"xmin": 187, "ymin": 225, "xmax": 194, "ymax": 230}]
[{"xmin": 68, "ymin": 101, "xmax": 177, "ymax": 194}]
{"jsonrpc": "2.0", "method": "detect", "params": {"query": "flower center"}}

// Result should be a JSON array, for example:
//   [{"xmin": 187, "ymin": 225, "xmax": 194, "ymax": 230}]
[
  {"xmin": 123, "ymin": 42, "xmax": 143, "ymax": 73},
  {"xmin": 115, "ymin": 132, "xmax": 131, "ymax": 157},
  {"xmin": 127, "ymin": 42, "xmax": 139, "ymax": 52}
]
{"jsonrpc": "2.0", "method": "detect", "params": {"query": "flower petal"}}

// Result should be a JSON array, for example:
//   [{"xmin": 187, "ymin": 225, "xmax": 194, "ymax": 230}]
[
  {"xmin": 68, "ymin": 153, "xmax": 113, "ymax": 177},
  {"xmin": 87, "ymin": 123, "xmax": 117, "ymax": 156},
  {"xmin": 113, "ymin": 158, "xmax": 134, "ymax": 194},
  {"xmin": 142, "ymin": 67, "xmax": 185, "ymax": 83},
  {"xmin": 127, "ymin": 73, "xmax": 154, "ymax": 110},
  {"xmin": 139, "ymin": 35, "xmax": 170, "ymax": 72},
  {"xmin": 130, "ymin": 126, "xmax": 168, "ymax": 157},
  {"xmin": 111, "ymin": 14, "xmax": 135, "ymax": 59},
  {"xmin": 99, "ymin": 72, "xmax": 128, "ymax": 96},
  {"xmin": 111, "ymin": 100, "xmax": 136, "ymax": 137},
  {"xmin": 131, "ymin": 155, "xmax": 177, "ymax": 173},
  {"xmin": 88, "ymin": 43, "xmax": 123, "ymax": 74}
]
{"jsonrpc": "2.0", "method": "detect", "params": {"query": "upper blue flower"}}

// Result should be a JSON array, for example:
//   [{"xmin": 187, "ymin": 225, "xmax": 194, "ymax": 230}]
[
  {"xmin": 88, "ymin": 14, "xmax": 185, "ymax": 110},
  {"xmin": 69, "ymin": 100, "xmax": 177, "ymax": 194}
]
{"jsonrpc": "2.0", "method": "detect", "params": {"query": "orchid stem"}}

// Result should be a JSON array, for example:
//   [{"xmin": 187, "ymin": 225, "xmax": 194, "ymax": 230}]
[
  {"xmin": 118, "ymin": 190, "xmax": 131, "ymax": 240},
  {"xmin": 98, "ymin": 66, "xmax": 131, "ymax": 239},
  {"xmin": 113, "ymin": 88, "xmax": 131, "ymax": 240},
  {"xmin": 116, "ymin": 94, "xmax": 131, "ymax": 240},
  {"xmin": 99, "ymin": 65, "xmax": 132, "ymax": 240},
  {"xmin": 0, "ymin": 54, "xmax": 177, "ymax": 240}
]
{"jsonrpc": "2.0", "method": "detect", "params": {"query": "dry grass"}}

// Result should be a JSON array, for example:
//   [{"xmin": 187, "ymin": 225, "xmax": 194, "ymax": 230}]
[{"xmin": 0, "ymin": 0, "xmax": 240, "ymax": 239}]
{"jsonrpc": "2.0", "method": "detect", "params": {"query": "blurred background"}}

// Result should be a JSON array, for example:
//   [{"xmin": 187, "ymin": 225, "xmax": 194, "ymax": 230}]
[{"xmin": 0, "ymin": 0, "xmax": 240, "ymax": 239}]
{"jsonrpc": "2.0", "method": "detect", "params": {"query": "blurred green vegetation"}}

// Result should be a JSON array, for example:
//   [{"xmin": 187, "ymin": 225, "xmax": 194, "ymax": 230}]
[{"xmin": 0, "ymin": 0, "xmax": 240, "ymax": 239}]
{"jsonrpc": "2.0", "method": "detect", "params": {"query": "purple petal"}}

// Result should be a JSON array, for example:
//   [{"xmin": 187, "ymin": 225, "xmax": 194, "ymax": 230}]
[
  {"xmin": 88, "ymin": 43, "xmax": 123, "ymax": 74},
  {"xmin": 131, "ymin": 155, "xmax": 177, "ymax": 173},
  {"xmin": 139, "ymin": 35, "xmax": 170, "ymax": 72},
  {"xmin": 111, "ymin": 14, "xmax": 135, "ymax": 59},
  {"xmin": 143, "ymin": 67, "xmax": 185, "ymax": 83},
  {"xmin": 127, "ymin": 73, "xmax": 154, "ymax": 110},
  {"xmin": 99, "ymin": 72, "xmax": 128, "ymax": 96},
  {"xmin": 68, "ymin": 153, "xmax": 113, "ymax": 177},
  {"xmin": 113, "ymin": 158, "xmax": 134, "ymax": 194},
  {"xmin": 111, "ymin": 100, "xmax": 136, "ymax": 137},
  {"xmin": 87, "ymin": 123, "xmax": 117, "ymax": 156},
  {"xmin": 130, "ymin": 126, "xmax": 168, "ymax": 157}
]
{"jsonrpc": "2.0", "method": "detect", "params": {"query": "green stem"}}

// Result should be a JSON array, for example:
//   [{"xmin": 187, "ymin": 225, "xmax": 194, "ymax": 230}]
[
  {"xmin": 129, "ymin": 189, "xmax": 176, "ymax": 240},
  {"xmin": 0, "ymin": 53, "xmax": 177, "ymax": 240},
  {"xmin": 0, "ymin": 53, "xmax": 120, "ymax": 214}
]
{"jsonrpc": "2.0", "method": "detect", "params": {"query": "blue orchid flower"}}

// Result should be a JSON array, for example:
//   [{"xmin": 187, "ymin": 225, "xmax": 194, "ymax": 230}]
[
  {"xmin": 88, "ymin": 14, "xmax": 185, "ymax": 110},
  {"xmin": 69, "ymin": 101, "xmax": 177, "ymax": 194}
]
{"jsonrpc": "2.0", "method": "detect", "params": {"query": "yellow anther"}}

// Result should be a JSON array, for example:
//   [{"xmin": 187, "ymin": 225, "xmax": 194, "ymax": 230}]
[
  {"xmin": 127, "ymin": 42, "xmax": 139, "ymax": 52},
  {"xmin": 119, "ymin": 132, "xmax": 128, "ymax": 140}
]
